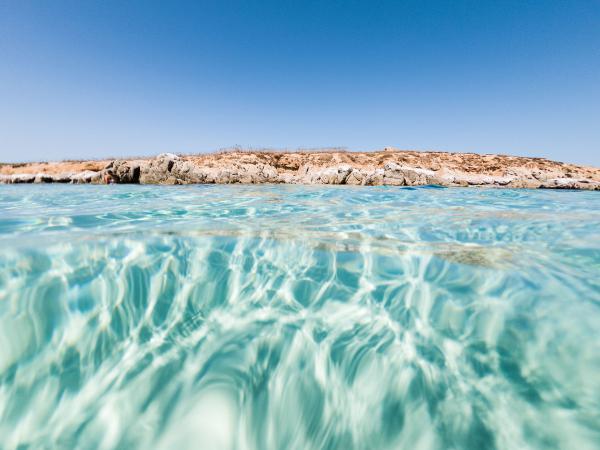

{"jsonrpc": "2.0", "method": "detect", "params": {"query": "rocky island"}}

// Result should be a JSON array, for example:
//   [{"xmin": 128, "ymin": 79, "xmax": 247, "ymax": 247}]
[{"xmin": 1, "ymin": 148, "xmax": 599, "ymax": 189}]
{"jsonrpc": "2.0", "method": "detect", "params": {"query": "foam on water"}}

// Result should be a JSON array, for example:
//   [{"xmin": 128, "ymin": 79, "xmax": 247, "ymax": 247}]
[{"xmin": 0, "ymin": 185, "xmax": 599, "ymax": 449}]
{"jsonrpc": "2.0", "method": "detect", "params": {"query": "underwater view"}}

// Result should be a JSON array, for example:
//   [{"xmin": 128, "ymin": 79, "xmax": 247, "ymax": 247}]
[{"xmin": 0, "ymin": 184, "xmax": 599, "ymax": 450}]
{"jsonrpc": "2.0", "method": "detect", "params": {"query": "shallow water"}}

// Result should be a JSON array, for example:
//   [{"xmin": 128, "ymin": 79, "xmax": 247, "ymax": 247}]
[{"xmin": 0, "ymin": 184, "xmax": 599, "ymax": 450}]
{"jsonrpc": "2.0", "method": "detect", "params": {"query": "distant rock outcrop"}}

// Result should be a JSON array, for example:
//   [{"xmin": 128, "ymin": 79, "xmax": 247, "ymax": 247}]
[{"xmin": 1, "ymin": 149, "xmax": 599, "ymax": 189}]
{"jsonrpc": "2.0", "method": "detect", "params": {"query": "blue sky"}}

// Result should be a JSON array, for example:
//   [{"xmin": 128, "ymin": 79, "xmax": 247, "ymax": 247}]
[{"xmin": 1, "ymin": 0, "xmax": 599, "ymax": 165}]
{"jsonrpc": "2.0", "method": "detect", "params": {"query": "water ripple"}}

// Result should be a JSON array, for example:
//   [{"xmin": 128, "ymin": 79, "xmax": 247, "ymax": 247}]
[{"xmin": 0, "ymin": 185, "xmax": 599, "ymax": 449}]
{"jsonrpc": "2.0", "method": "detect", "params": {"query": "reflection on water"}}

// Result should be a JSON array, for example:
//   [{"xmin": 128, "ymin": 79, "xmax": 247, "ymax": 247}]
[{"xmin": 0, "ymin": 185, "xmax": 599, "ymax": 449}]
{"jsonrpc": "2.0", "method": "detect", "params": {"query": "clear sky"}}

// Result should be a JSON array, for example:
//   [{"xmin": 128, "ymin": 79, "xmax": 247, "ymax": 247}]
[{"xmin": 1, "ymin": 1, "xmax": 599, "ymax": 166}]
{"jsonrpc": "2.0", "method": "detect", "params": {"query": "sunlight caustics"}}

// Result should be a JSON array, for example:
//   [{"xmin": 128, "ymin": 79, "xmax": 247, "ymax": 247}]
[{"xmin": 0, "ymin": 185, "xmax": 599, "ymax": 449}]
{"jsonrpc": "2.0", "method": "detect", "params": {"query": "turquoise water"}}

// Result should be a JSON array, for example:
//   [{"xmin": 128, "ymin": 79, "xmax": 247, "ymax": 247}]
[{"xmin": 1, "ymin": 185, "xmax": 599, "ymax": 450}]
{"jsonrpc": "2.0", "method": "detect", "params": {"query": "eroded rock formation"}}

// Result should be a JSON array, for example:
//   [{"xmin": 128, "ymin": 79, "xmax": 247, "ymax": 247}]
[{"xmin": 1, "ymin": 148, "xmax": 599, "ymax": 189}]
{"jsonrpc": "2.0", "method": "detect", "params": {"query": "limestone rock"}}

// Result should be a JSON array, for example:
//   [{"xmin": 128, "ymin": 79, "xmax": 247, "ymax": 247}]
[
  {"xmin": 383, "ymin": 162, "xmax": 406, "ymax": 186},
  {"xmin": 106, "ymin": 160, "xmax": 141, "ymax": 184},
  {"xmin": 11, "ymin": 174, "xmax": 36, "ymax": 183},
  {"xmin": 2, "ymin": 149, "xmax": 599, "ymax": 189},
  {"xmin": 34, "ymin": 173, "xmax": 55, "ymax": 183},
  {"xmin": 71, "ymin": 170, "xmax": 103, "ymax": 184}
]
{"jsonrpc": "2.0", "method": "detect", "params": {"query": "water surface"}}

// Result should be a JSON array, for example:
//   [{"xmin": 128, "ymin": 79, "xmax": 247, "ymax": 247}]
[{"xmin": 1, "ymin": 185, "xmax": 599, "ymax": 449}]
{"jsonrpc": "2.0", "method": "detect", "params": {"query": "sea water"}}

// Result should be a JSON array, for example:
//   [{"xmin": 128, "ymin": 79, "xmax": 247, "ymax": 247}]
[{"xmin": 0, "ymin": 184, "xmax": 599, "ymax": 450}]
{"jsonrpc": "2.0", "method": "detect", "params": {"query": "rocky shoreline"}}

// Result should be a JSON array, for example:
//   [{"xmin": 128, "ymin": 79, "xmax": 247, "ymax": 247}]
[{"xmin": 1, "ymin": 149, "xmax": 599, "ymax": 189}]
